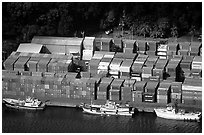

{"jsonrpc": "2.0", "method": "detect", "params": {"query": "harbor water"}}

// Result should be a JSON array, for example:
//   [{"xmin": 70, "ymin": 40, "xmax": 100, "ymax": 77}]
[{"xmin": 2, "ymin": 105, "xmax": 202, "ymax": 133}]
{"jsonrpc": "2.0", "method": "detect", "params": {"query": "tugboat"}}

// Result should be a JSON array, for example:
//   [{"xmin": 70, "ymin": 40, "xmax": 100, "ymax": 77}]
[
  {"xmin": 154, "ymin": 103, "xmax": 201, "ymax": 122},
  {"xmin": 82, "ymin": 100, "xmax": 134, "ymax": 116},
  {"xmin": 3, "ymin": 96, "xmax": 46, "ymax": 110}
]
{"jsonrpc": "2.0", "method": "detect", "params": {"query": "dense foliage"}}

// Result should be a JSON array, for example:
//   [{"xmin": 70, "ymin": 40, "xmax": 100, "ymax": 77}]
[{"xmin": 2, "ymin": 2, "xmax": 202, "ymax": 42}]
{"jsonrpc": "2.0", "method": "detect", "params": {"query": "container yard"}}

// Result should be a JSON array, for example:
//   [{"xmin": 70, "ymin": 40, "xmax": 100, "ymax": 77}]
[{"xmin": 2, "ymin": 36, "xmax": 202, "ymax": 112}]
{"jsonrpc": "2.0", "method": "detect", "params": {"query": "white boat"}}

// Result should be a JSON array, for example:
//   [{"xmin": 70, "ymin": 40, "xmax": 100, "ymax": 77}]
[
  {"xmin": 3, "ymin": 97, "xmax": 46, "ymax": 110},
  {"xmin": 82, "ymin": 101, "xmax": 134, "ymax": 116},
  {"xmin": 154, "ymin": 105, "xmax": 201, "ymax": 122}
]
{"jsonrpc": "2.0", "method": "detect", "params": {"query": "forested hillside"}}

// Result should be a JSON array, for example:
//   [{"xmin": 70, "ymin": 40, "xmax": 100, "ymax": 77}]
[{"xmin": 2, "ymin": 2, "xmax": 202, "ymax": 42}]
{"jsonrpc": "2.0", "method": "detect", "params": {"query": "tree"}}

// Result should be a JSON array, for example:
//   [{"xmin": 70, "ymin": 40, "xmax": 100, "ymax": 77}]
[{"xmin": 171, "ymin": 25, "xmax": 178, "ymax": 38}]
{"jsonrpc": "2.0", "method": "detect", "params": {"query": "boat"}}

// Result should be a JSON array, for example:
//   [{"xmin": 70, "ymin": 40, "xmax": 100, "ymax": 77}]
[
  {"xmin": 154, "ymin": 104, "xmax": 201, "ymax": 122},
  {"xmin": 82, "ymin": 100, "xmax": 134, "ymax": 116},
  {"xmin": 3, "ymin": 96, "xmax": 46, "ymax": 110}
]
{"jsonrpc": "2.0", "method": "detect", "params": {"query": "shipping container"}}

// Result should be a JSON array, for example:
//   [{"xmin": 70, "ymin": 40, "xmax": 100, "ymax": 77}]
[
  {"xmin": 171, "ymin": 82, "xmax": 182, "ymax": 93},
  {"xmin": 124, "ymin": 53, "xmax": 137, "ymax": 60},
  {"xmin": 14, "ymin": 56, "xmax": 31, "ymax": 71},
  {"xmin": 123, "ymin": 39, "xmax": 136, "ymax": 49},
  {"xmin": 123, "ymin": 79, "xmax": 136, "ymax": 88},
  {"xmin": 143, "ymin": 93, "xmax": 156, "ymax": 103},
  {"xmin": 98, "ymin": 57, "xmax": 112, "ymax": 71},
  {"xmin": 37, "ymin": 57, "xmax": 51, "ymax": 72},
  {"xmin": 147, "ymin": 40, "xmax": 158, "ymax": 51},
  {"xmin": 145, "ymin": 81, "xmax": 159, "ymax": 94},
  {"xmin": 132, "ymin": 91, "xmax": 143, "ymax": 102},
  {"xmin": 101, "ymin": 38, "xmax": 113, "ymax": 51},
  {"xmin": 3, "ymin": 57, "xmax": 19, "ymax": 70},
  {"xmin": 144, "ymin": 56, "xmax": 158, "ymax": 67},
  {"xmin": 179, "ymin": 42, "xmax": 190, "ymax": 50},
  {"xmin": 83, "ymin": 37, "xmax": 95, "ymax": 50},
  {"xmin": 155, "ymin": 59, "xmax": 168, "ymax": 69},
  {"xmin": 136, "ymin": 40, "xmax": 147, "ymax": 52},
  {"xmin": 110, "ymin": 79, "xmax": 124, "ymax": 90},
  {"xmin": 134, "ymin": 81, "xmax": 147, "ymax": 92},
  {"xmin": 119, "ymin": 59, "xmax": 133, "ymax": 76},
  {"xmin": 113, "ymin": 38, "xmax": 122, "ymax": 47},
  {"xmin": 109, "ymin": 89, "xmax": 121, "ymax": 101},
  {"xmin": 109, "ymin": 58, "xmax": 123, "ymax": 71},
  {"xmin": 82, "ymin": 50, "xmax": 93, "ymax": 60},
  {"xmin": 103, "ymin": 52, "xmax": 115, "ymax": 58}
]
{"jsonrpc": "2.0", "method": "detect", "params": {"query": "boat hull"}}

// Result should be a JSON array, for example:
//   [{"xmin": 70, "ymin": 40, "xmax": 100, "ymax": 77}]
[
  {"xmin": 154, "ymin": 108, "xmax": 201, "ymax": 121},
  {"xmin": 3, "ymin": 98, "xmax": 45, "ymax": 110},
  {"xmin": 82, "ymin": 105, "xmax": 134, "ymax": 116}
]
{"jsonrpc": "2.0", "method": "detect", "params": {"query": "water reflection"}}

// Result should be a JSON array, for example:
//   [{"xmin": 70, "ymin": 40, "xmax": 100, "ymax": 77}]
[{"xmin": 154, "ymin": 117, "xmax": 202, "ymax": 133}]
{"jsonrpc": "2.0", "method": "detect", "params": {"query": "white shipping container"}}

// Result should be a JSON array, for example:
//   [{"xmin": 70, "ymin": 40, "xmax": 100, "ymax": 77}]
[
  {"xmin": 131, "ymin": 76, "xmax": 142, "ymax": 81},
  {"xmin": 182, "ymin": 85, "xmax": 202, "ymax": 92},
  {"xmin": 110, "ymin": 64, "xmax": 120, "ymax": 71},
  {"xmin": 98, "ymin": 65, "xmax": 109, "ymax": 70},
  {"xmin": 142, "ymin": 74, "xmax": 151, "ymax": 78},
  {"xmin": 92, "ymin": 53, "xmax": 104, "ymax": 59},
  {"xmin": 109, "ymin": 70, "xmax": 119, "ymax": 75},
  {"xmin": 119, "ymin": 66, "xmax": 130, "ymax": 72},
  {"xmin": 192, "ymin": 64, "xmax": 202, "ymax": 69},
  {"xmin": 157, "ymin": 44, "xmax": 168, "ymax": 52},
  {"xmin": 103, "ymin": 54, "xmax": 115, "ymax": 58},
  {"xmin": 82, "ymin": 50, "xmax": 93, "ymax": 60},
  {"xmin": 157, "ymin": 52, "xmax": 167, "ymax": 56}
]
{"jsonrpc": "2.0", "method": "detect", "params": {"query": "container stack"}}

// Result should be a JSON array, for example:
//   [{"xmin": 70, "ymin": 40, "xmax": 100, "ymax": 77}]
[
  {"xmin": 199, "ymin": 44, "xmax": 202, "ymax": 56},
  {"xmin": 119, "ymin": 59, "xmax": 133, "ymax": 79},
  {"xmin": 88, "ymin": 59, "xmax": 101, "ymax": 77},
  {"xmin": 170, "ymin": 82, "xmax": 182, "ymax": 103},
  {"xmin": 101, "ymin": 38, "xmax": 113, "ymax": 52},
  {"xmin": 56, "ymin": 58, "xmax": 73, "ymax": 73},
  {"xmin": 2, "ymin": 74, "xmax": 20, "ymax": 96},
  {"xmin": 103, "ymin": 52, "xmax": 115, "ymax": 59},
  {"xmin": 142, "ymin": 56, "xmax": 158, "ymax": 81},
  {"xmin": 37, "ymin": 57, "xmax": 51, "ymax": 72},
  {"xmin": 131, "ymin": 54, "xmax": 148, "ymax": 81},
  {"xmin": 14, "ymin": 56, "xmax": 31, "ymax": 71},
  {"xmin": 165, "ymin": 57, "xmax": 181, "ymax": 81},
  {"xmin": 180, "ymin": 56, "xmax": 194, "ymax": 80},
  {"xmin": 69, "ymin": 79, "xmax": 84, "ymax": 99},
  {"xmin": 146, "ymin": 41, "xmax": 158, "ymax": 56},
  {"xmin": 153, "ymin": 59, "xmax": 168, "ymax": 81},
  {"xmin": 86, "ymin": 77, "xmax": 101, "ymax": 100},
  {"xmin": 27, "ymin": 56, "xmax": 41, "ymax": 72},
  {"xmin": 143, "ymin": 81, "xmax": 159, "ymax": 103},
  {"xmin": 97, "ymin": 57, "xmax": 112, "ymax": 77},
  {"xmin": 95, "ymin": 38, "xmax": 102, "ymax": 51},
  {"xmin": 82, "ymin": 37, "xmax": 95, "ymax": 60},
  {"xmin": 113, "ymin": 38, "xmax": 123, "ymax": 52},
  {"xmin": 122, "ymin": 79, "xmax": 136, "ymax": 102},
  {"xmin": 157, "ymin": 43, "xmax": 168, "ymax": 59},
  {"xmin": 157, "ymin": 81, "xmax": 171, "ymax": 104},
  {"xmin": 136, "ymin": 40, "xmax": 147, "ymax": 54},
  {"xmin": 182, "ymin": 77, "xmax": 202, "ymax": 106},
  {"xmin": 88, "ymin": 51, "xmax": 105, "ymax": 77},
  {"xmin": 190, "ymin": 42, "xmax": 201, "ymax": 56},
  {"xmin": 109, "ymin": 79, "xmax": 124, "ymax": 101},
  {"xmin": 3, "ymin": 56, "xmax": 19, "ymax": 70},
  {"xmin": 166, "ymin": 42, "xmax": 179, "ymax": 59},
  {"xmin": 123, "ymin": 53, "xmax": 137, "ymax": 61},
  {"xmin": 133, "ymin": 81, "xmax": 147, "ymax": 102},
  {"xmin": 47, "ymin": 58, "xmax": 59, "ymax": 73},
  {"xmin": 109, "ymin": 58, "xmax": 123, "ymax": 78},
  {"xmin": 97, "ymin": 78, "xmax": 114, "ymax": 100},
  {"xmin": 123, "ymin": 39, "xmax": 136, "ymax": 53},
  {"xmin": 191, "ymin": 56, "xmax": 202, "ymax": 78},
  {"xmin": 178, "ymin": 42, "xmax": 190, "ymax": 56}
]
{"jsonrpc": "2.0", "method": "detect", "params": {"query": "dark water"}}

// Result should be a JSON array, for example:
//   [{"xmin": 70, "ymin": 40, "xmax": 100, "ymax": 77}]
[{"xmin": 2, "ymin": 105, "xmax": 202, "ymax": 133}]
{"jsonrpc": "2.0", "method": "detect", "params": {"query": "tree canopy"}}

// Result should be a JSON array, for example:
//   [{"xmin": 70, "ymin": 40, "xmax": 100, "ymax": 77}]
[{"xmin": 2, "ymin": 2, "xmax": 202, "ymax": 42}]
